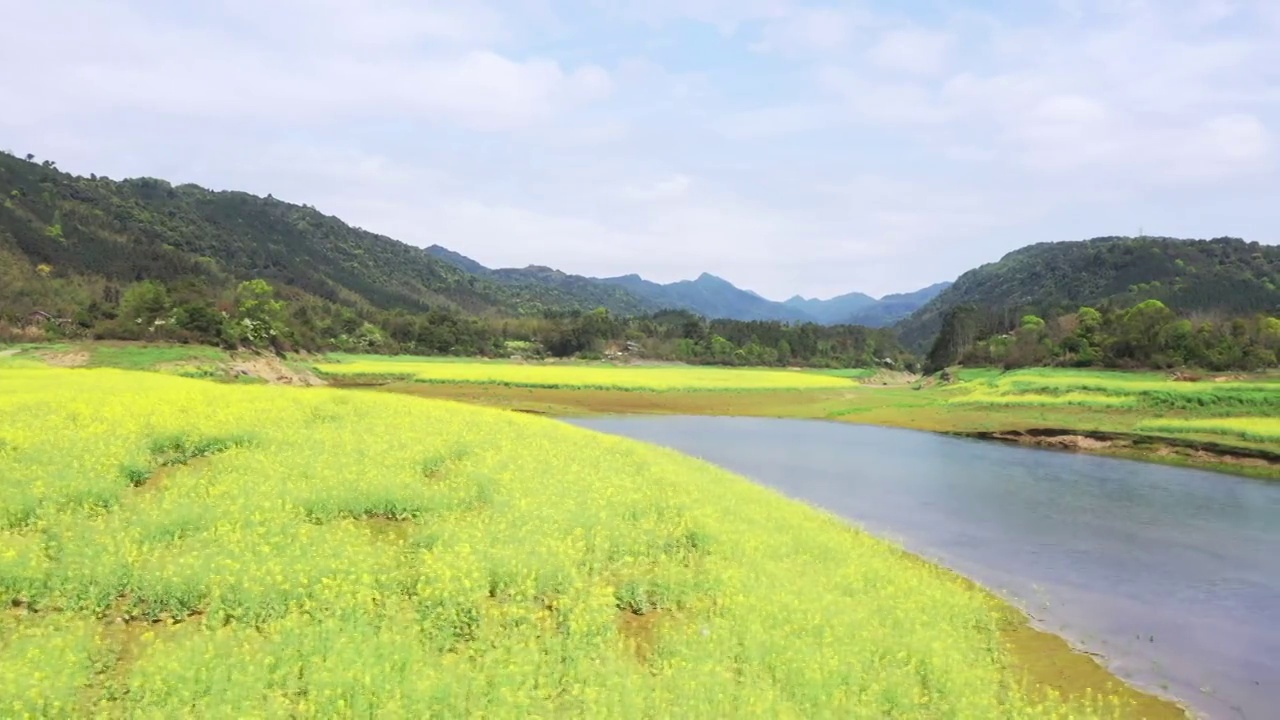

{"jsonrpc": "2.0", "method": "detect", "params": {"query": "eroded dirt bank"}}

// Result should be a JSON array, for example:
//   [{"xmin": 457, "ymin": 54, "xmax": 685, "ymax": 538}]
[{"xmin": 956, "ymin": 428, "xmax": 1280, "ymax": 476}]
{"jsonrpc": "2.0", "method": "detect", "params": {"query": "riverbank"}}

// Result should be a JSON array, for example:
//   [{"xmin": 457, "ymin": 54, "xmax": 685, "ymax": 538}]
[
  {"xmin": 0, "ymin": 364, "xmax": 1184, "ymax": 717},
  {"xmin": 2, "ymin": 341, "xmax": 1275, "ymax": 478},
  {"xmin": 365, "ymin": 378, "xmax": 1280, "ymax": 481}
]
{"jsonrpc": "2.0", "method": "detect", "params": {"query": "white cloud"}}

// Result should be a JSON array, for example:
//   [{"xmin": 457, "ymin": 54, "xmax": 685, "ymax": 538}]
[
  {"xmin": 867, "ymin": 28, "xmax": 953, "ymax": 75},
  {"xmin": 818, "ymin": 68, "xmax": 949, "ymax": 125},
  {"xmin": 622, "ymin": 174, "xmax": 694, "ymax": 201},
  {"xmin": 2, "ymin": 2, "xmax": 609, "ymax": 131},
  {"xmin": 753, "ymin": 7, "xmax": 866, "ymax": 54},
  {"xmin": 715, "ymin": 104, "xmax": 839, "ymax": 138},
  {"xmin": 1, "ymin": 0, "xmax": 1277, "ymax": 300},
  {"xmin": 606, "ymin": 0, "xmax": 791, "ymax": 31},
  {"xmin": 217, "ymin": 0, "xmax": 511, "ymax": 49}
]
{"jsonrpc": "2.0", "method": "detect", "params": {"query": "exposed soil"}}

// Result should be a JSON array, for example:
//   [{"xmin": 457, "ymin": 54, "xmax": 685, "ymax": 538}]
[
  {"xmin": 982, "ymin": 430, "xmax": 1114, "ymax": 451},
  {"xmin": 960, "ymin": 428, "xmax": 1280, "ymax": 472},
  {"xmin": 130, "ymin": 455, "xmax": 215, "ymax": 496},
  {"xmin": 862, "ymin": 369, "xmax": 921, "ymax": 386},
  {"xmin": 615, "ymin": 609, "xmax": 666, "ymax": 665},
  {"xmin": 360, "ymin": 517, "xmax": 412, "ymax": 544},
  {"xmin": 230, "ymin": 356, "xmax": 325, "ymax": 386},
  {"xmin": 39, "ymin": 350, "xmax": 89, "ymax": 367}
]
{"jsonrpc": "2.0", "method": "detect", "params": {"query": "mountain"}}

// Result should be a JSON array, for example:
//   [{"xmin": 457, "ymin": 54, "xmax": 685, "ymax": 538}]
[
  {"xmin": 845, "ymin": 281, "xmax": 952, "ymax": 327},
  {"xmin": 421, "ymin": 247, "xmax": 660, "ymax": 316},
  {"xmin": 0, "ymin": 152, "xmax": 653, "ymax": 319},
  {"xmin": 426, "ymin": 243, "xmax": 948, "ymax": 326},
  {"xmin": 596, "ymin": 272, "xmax": 815, "ymax": 322},
  {"xmin": 424, "ymin": 244, "xmax": 489, "ymax": 276},
  {"xmin": 783, "ymin": 292, "xmax": 877, "ymax": 324},
  {"xmin": 895, "ymin": 236, "xmax": 1280, "ymax": 351}
]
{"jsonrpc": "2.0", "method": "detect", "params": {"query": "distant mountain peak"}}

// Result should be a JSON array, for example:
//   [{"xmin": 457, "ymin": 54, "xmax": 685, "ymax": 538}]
[{"xmin": 424, "ymin": 245, "xmax": 490, "ymax": 275}]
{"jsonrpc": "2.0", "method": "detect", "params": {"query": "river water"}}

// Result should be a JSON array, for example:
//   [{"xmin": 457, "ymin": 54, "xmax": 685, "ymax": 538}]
[{"xmin": 568, "ymin": 416, "xmax": 1280, "ymax": 720}]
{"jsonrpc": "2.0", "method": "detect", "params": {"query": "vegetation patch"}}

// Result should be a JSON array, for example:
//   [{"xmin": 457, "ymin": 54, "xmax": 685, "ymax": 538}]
[
  {"xmin": 1137, "ymin": 417, "xmax": 1280, "ymax": 444},
  {"xmin": 0, "ymin": 365, "xmax": 1174, "ymax": 716},
  {"xmin": 146, "ymin": 433, "xmax": 255, "ymax": 467},
  {"xmin": 314, "ymin": 358, "xmax": 854, "ymax": 391},
  {"xmin": 943, "ymin": 368, "xmax": 1280, "ymax": 414}
]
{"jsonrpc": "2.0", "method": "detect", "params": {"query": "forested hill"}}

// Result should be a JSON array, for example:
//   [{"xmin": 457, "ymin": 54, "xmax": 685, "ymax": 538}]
[
  {"xmin": 896, "ymin": 236, "xmax": 1280, "ymax": 351},
  {"xmin": 426, "ymin": 245, "xmax": 946, "ymax": 326},
  {"xmin": 0, "ymin": 152, "xmax": 654, "ymax": 320}
]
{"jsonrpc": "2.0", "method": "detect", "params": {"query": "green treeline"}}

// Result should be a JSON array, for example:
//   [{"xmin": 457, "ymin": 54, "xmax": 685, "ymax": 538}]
[
  {"xmin": 6, "ymin": 150, "xmax": 1280, "ymax": 374},
  {"xmin": 2, "ymin": 276, "xmax": 912, "ymax": 370},
  {"xmin": 927, "ymin": 300, "xmax": 1280, "ymax": 373}
]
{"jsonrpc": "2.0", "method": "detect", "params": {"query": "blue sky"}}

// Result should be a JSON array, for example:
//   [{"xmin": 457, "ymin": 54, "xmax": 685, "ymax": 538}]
[{"xmin": 2, "ymin": 0, "xmax": 1277, "ymax": 299}]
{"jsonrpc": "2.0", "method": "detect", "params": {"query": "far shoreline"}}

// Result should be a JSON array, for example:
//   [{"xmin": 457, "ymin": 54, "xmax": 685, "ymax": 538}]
[{"xmin": 358, "ymin": 379, "xmax": 1280, "ymax": 482}]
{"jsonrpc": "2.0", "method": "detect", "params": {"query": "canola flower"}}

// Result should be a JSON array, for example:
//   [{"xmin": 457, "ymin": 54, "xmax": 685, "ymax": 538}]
[
  {"xmin": 0, "ymin": 366, "xmax": 1129, "ymax": 717},
  {"xmin": 944, "ymin": 368, "xmax": 1280, "ymax": 412},
  {"xmin": 1137, "ymin": 417, "xmax": 1280, "ymax": 444},
  {"xmin": 311, "ymin": 359, "xmax": 852, "ymax": 391}
]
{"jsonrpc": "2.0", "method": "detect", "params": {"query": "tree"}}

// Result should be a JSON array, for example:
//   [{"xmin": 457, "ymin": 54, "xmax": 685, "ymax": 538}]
[
  {"xmin": 119, "ymin": 280, "xmax": 171, "ymax": 326},
  {"xmin": 1112, "ymin": 299, "xmax": 1176, "ymax": 365},
  {"xmin": 173, "ymin": 301, "xmax": 230, "ymax": 344},
  {"xmin": 234, "ymin": 279, "xmax": 286, "ymax": 347},
  {"xmin": 925, "ymin": 304, "xmax": 980, "ymax": 373}
]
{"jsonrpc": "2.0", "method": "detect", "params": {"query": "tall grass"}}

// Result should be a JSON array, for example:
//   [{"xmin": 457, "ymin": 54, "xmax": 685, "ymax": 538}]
[{"xmin": 0, "ymin": 366, "xmax": 1123, "ymax": 717}]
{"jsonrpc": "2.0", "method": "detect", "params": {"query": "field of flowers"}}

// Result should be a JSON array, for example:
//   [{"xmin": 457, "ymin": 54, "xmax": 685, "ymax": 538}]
[
  {"xmin": 1137, "ymin": 417, "xmax": 1280, "ymax": 444},
  {"xmin": 944, "ymin": 368, "xmax": 1280, "ymax": 414},
  {"xmin": 312, "ymin": 358, "xmax": 854, "ymax": 391},
  {"xmin": 0, "ymin": 366, "xmax": 1131, "ymax": 717}
]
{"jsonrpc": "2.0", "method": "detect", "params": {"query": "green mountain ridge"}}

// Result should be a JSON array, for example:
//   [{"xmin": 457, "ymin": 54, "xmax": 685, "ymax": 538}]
[
  {"xmin": 10, "ymin": 152, "xmax": 1270, "ymax": 360},
  {"xmin": 425, "ymin": 245, "xmax": 948, "ymax": 326},
  {"xmin": 896, "ymin": 236, "xmax": 1280, "ymax": 351},
  {"xmin": 849, "ymin": 282, "xmax": 954, "ymax": 328},
  {"xmin": 783, "ymin": 291, "xmax": 878, "ymax": 324},
  {"xmin": 0, "ymin": 152, "xmax": 657, "ymax": 321}
]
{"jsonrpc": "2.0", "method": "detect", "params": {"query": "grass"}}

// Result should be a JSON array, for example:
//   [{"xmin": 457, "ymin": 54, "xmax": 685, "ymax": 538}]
[
  {"xmin": 1137, "ymin": 418, "xmax": 1280, "ymax": 444},
  {"xmin": 800, "ymin": 368, "xmax": 877, "ymax": 379},
  {"xmin": 84, "ymin": 344, "xmax": 230, "ymax": 371},
  {"xmin": 942, "ymin": 368, "xmax": 1280, "ymax": 413},
  {"xmin": 0, "ymin": 365, "xmax": 1175, "ymax": 717},
  {"xmin": 312, "ymin": 359, "xmax": 856, "ymax": 391}
]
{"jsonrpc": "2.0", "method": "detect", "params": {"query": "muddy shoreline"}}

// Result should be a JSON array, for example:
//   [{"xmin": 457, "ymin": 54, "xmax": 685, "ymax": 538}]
[{"xmin": 955, "ymin": 428, "xmax": 1280, "ymax": 476}]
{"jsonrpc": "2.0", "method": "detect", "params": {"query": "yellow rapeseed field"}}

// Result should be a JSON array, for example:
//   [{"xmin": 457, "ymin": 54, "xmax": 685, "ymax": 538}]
[
  {"xmin": 944, "ymin": 368, "xmax": 1280, "ymax": 414},
  {"xmin": 0, "ymin": 366, "xmax": 1124, "ymax": 717},
  {"xmin": 1137, "ymin": 417, "xmax": 1280, "ymax": 444},
  {"xmin": 312, "ymin": 358, "xmax": 853, "ymax": 391}
]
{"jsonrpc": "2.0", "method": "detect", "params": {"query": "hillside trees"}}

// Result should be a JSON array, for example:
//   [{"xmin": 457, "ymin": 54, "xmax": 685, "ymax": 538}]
[{"xmin": 960, "ymin": 300, "xmax": 1280, "ymax": 371}]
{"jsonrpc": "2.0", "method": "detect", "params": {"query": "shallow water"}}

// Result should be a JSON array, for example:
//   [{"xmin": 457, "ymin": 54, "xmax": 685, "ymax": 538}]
[{"xmin": 569, "ymin": 416, "xmax": 1280, "ymax": 720}]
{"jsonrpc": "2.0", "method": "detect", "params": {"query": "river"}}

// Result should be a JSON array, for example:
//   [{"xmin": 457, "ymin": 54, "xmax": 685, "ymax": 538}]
[{"xmin": 567, "ymin": 416, "xmax": 1280, "ymax": 720}]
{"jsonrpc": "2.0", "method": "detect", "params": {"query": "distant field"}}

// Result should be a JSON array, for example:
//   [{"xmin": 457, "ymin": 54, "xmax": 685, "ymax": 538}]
[
  {"xmin": 944, "ymin": 368, "xmax": 1280, "ymax": 414},
  {"xmin": 0, "ymin": 365, "xmax": 1132, "ymax": 717},
  {"xmin": 800, "ymin": 367, "xmax": 876, "ymax": 379},
  {"xmin": 1138, "ymin": 417, "xmax": 1280, "ymax": 444},
  {"xmin": 313, "ymin": 358, "xmax": 856, "ymax": 391}
]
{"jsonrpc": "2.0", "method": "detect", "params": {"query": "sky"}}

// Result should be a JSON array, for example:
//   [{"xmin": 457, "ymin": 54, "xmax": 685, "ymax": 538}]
[{"xmin": 2, "ymin": 0, "xmax": 1278, "ymax": 300}]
